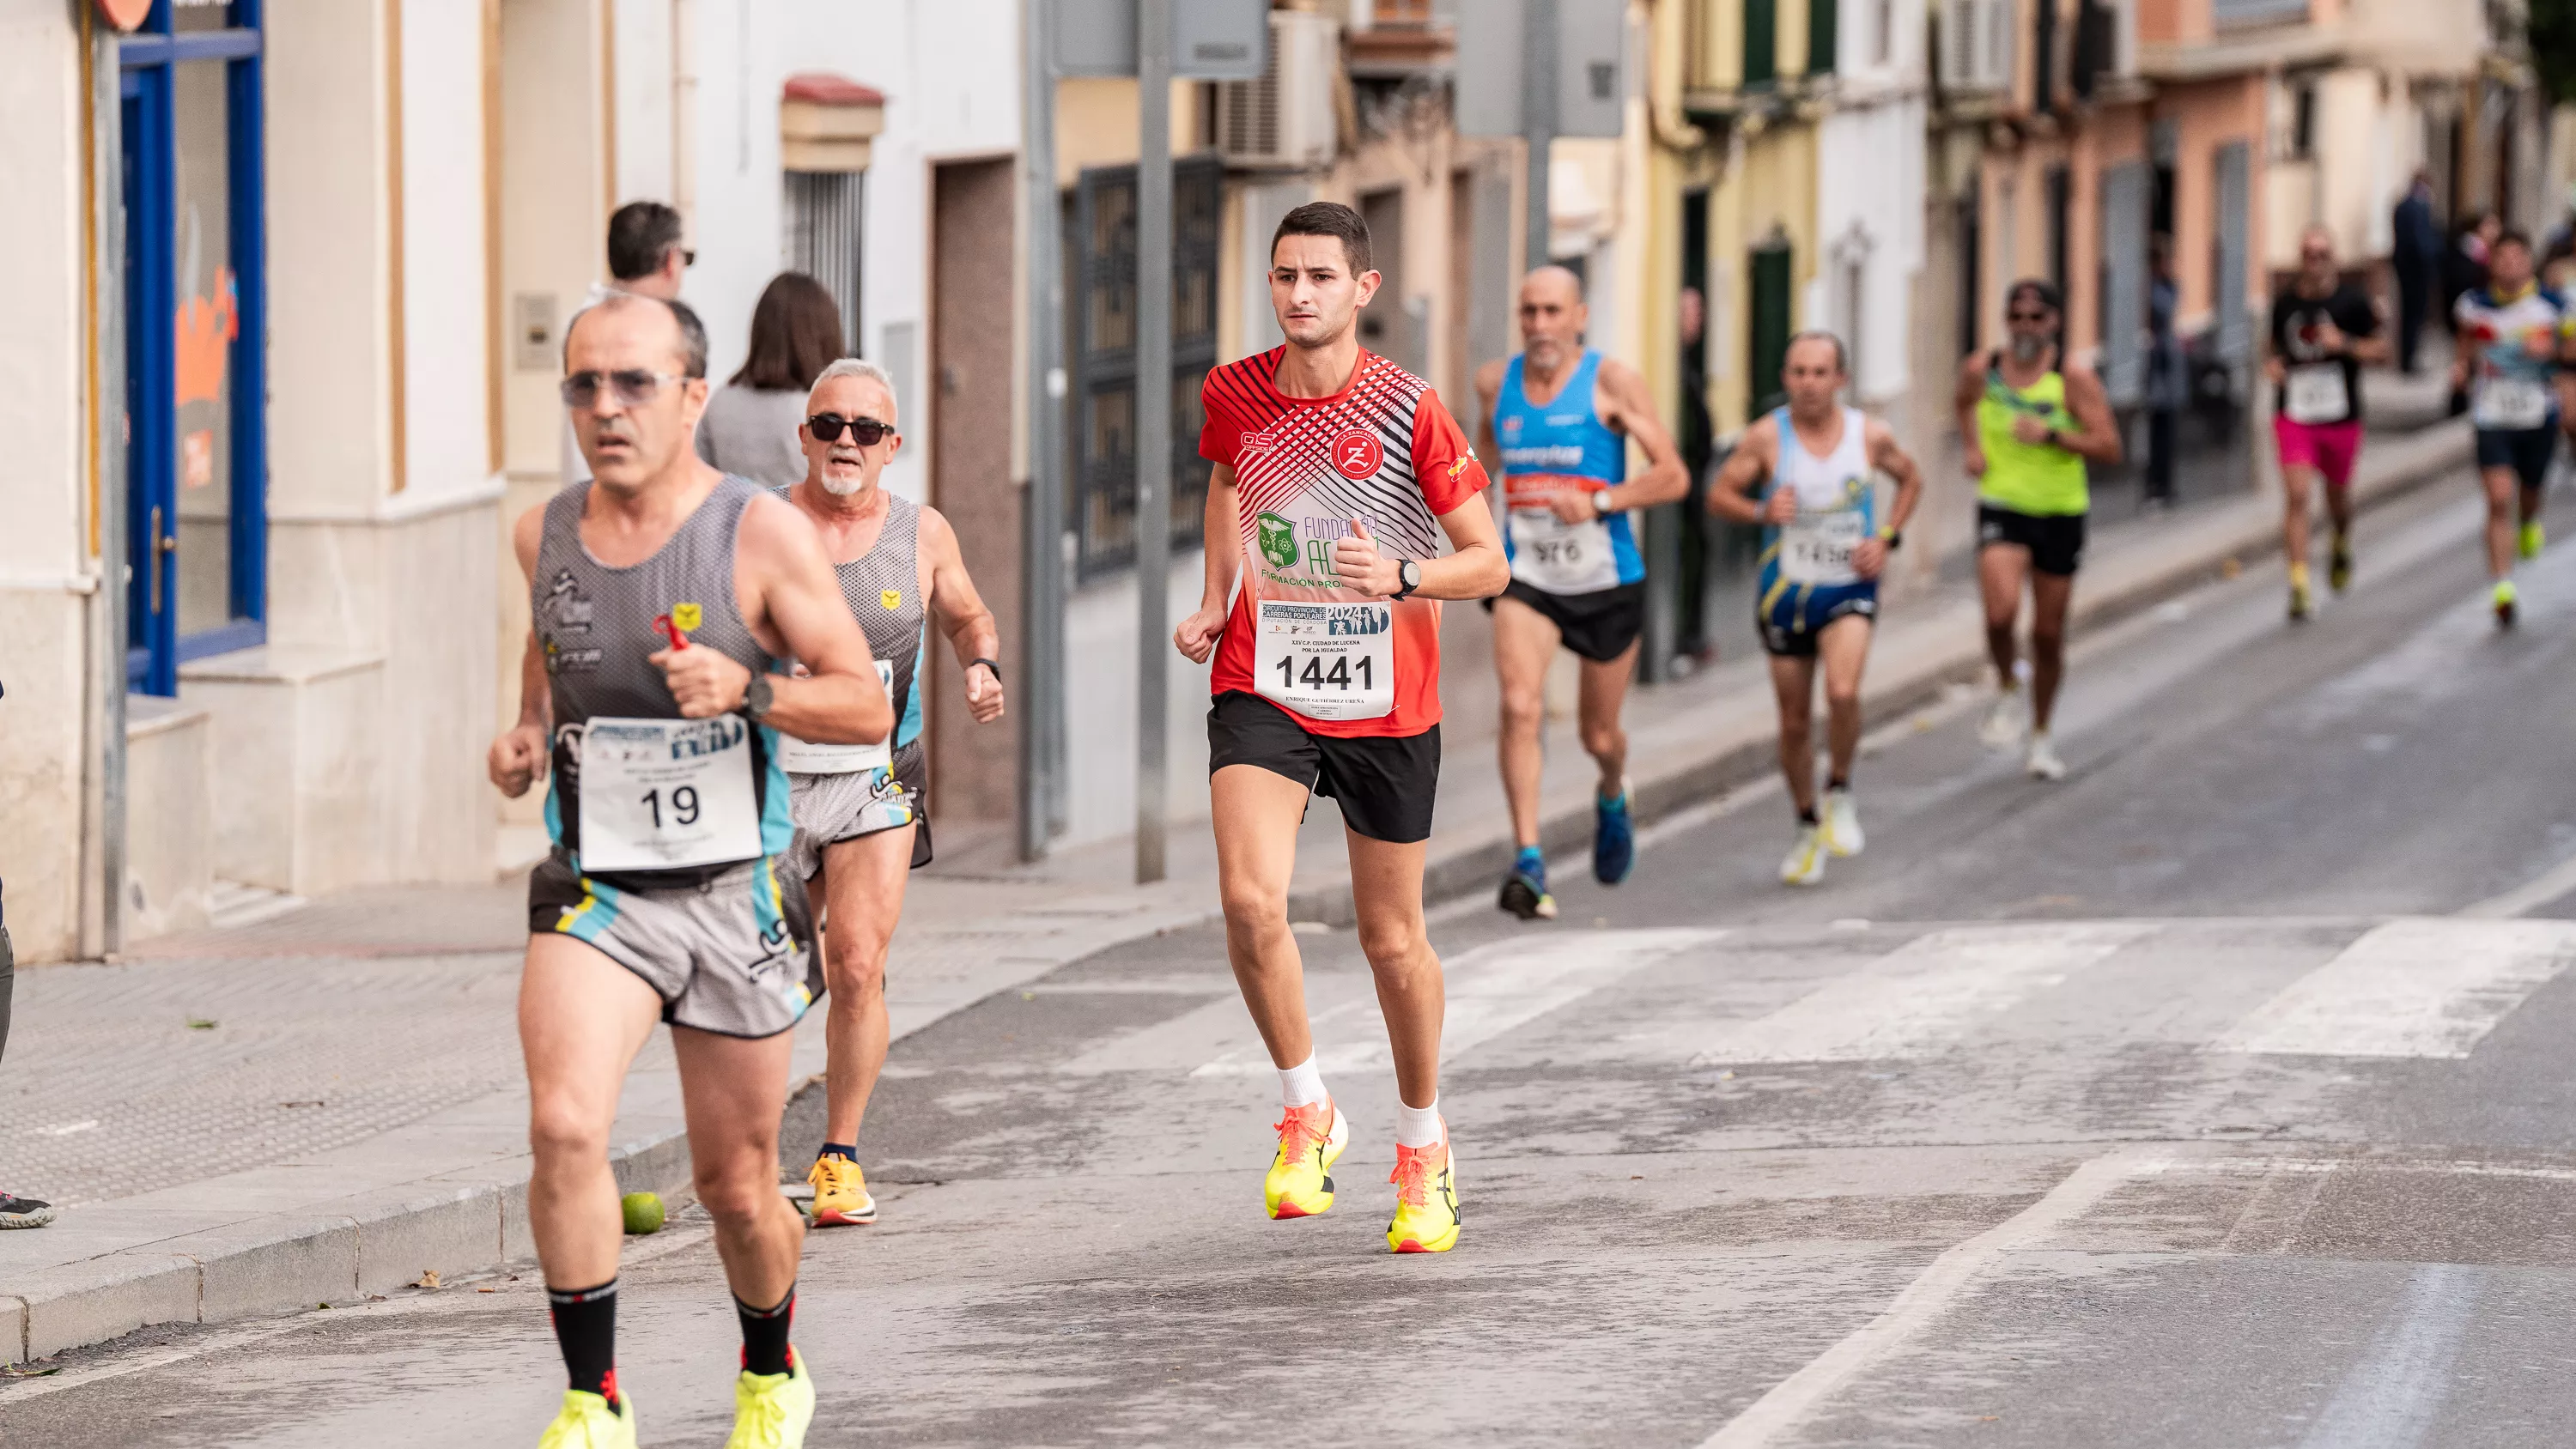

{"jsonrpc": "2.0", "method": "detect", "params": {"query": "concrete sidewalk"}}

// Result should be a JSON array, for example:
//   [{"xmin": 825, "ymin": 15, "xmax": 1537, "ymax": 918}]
[{"xmin": 0, "ymin": 413, "xmax": 2473, "ymax": 1364}]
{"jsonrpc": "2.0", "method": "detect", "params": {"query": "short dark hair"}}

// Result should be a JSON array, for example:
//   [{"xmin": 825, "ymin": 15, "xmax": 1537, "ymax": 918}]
[
  {"xmin": 1270, "ymin": 201, "xmax": 1372, "ymax": 276},
  {"xmin": 607, "ymin": 200, "xmax": 686, "ymax": 282},
  {"xmin": 565, "ymin": 291, "xmax": 710, "ymax": 379},
  {"xmin": 2494, "ymin": 227, "xmax": 2535, "ymax": 255},
  {"xmin": 1784, "ymin": 330, "xmax": 1849, "ymax": 374},
  {"xmin": 730, "ymin": 272, "xmax": 847, "ymax": 391},
  {"xmin": 2005, "ymin": 278, "xmax": 2063, "ymax": 317}
]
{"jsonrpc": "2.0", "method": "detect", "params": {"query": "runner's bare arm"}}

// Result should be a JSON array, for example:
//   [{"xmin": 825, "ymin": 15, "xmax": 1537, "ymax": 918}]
[
  {"xmin": 1704, "ymin": 417, "xmax": 1781, "ymax": 525},
  {"xmin": 489, "ymin": 506, "xmax": 551, "ymax": 797},
  {"xmin": 917, "ymin": 506, "xmax": 1005, "ymax": 724},
  {"xmin": 2054, "ymin": 365, "xmax": 2126, "ymax": 467},
  {"xmin": 1174, "ymin": 462, "xmax": 1241, "ymax": 664},
  {"xmin": 1954, "ymin": 351, "xmax": 1990, "ymax": 477},
  {"xmin": 1592, "ymin": 357, "xmax": 1691, "ymax": 512},
  {"xmin": 1472, "ymin": 358, "xmax": 1506, "ymax": 466},
  {"xmin": 672, "ymin": 490, "xmax": 889, "ymax": 743},
  {"xmin": 1851, "ymin": 419, "xmax": 1924, "ymax": 580}
]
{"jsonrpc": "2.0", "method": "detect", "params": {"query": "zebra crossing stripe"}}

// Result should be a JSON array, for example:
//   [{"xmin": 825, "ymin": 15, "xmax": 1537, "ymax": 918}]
[
  {"xmin": 1188, "ymin": 930, "xmax": 1728, "ymax": 1077},
  {"xmin": 1692, "ymin": 922, "xmax": 2154, "ymax": 1064},
  {"xmin": 2207, "ymin": 917, "xmax": 2576, "ymax": 1059}
]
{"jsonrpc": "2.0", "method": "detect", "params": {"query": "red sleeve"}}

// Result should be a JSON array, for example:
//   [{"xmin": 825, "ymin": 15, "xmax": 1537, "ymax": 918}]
[
  {"xmin": 1410, "ymin": 388, "xmax": 1489, "ymax": 514},
  {"xmin": 1199, "ymin": 371, "xmax": 1242, "ymax": 466}
]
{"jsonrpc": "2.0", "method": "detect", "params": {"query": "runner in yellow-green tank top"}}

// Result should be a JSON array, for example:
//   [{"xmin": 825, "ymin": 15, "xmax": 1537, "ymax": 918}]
[{"xmin": 1952, "ymin": 279, "xmax": 2123, "ymax": 782}]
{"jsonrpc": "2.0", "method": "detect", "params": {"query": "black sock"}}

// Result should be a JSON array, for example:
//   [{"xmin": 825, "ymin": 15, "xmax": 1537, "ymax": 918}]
[
  {"xmin": 819, "ymin": 1142, "xmax": 857, "ymax": 1162},
  {"xmin": 738, "ymin": 1284, "xmax": 796, "ymax": 1377},
  {"xmin": 547, "ymin": 1278, "xmax": 620, "ymax": 1408},
  {"xmin": 1826, "ymin": 775, "xmax": 1850, "ymax": 792},
  {"xmin": 1798, "ymin": 806, "xmax": 1820, "ymax": 825}
]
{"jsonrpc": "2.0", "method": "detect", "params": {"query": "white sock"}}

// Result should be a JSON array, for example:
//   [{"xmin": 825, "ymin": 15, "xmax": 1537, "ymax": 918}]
[
  {"xmin": 1279, "ymin": 1055, "xmax": 1327, "ymax": 1111},
  {"xmin": 1394, "ymin": 1097, "xmax": 1443, "ymax": 1149}
]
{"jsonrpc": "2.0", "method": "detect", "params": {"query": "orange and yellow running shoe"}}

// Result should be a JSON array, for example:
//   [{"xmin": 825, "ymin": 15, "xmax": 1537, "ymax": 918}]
[
  {"xmin": 1263, "ymin": 1100, "xmax": 1349, "ymax": 1220},
  {"xmin": 1386, "ymin": 1131, "xmax": 1461, "ymax": 1254},
  {"xmin": 806, "ymin": 1155, "xmax": 876, "ymax": 1227}
]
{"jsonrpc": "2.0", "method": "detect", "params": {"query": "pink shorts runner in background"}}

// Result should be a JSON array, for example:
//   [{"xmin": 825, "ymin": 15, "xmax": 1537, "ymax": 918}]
[{"xmin": 2275, "ymin": 416, "xmax": 2366, "ymax": 489}]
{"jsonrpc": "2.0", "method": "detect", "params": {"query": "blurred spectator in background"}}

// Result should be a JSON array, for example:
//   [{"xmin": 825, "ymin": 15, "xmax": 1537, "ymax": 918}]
[
  {"xmin": 1674, "ymin": 285, "xmax": 1716, "ymax": 667},
  {"xmin": 2143, "ymin": 233, "xmax": 2186, "ymax": 509},
  {"xmin": 605, "ymin": 200, "xmax": 690, "ymax": 301},
  {"xmin": 2443, "ymin": 211, "xmax": 2499, "ymax": 415},
  {"xmin": 2391, "ymin": 172, "xmax": 2442, "ymax": 374},
  {"xmin": 697, "ymin": 272, "xmax": 848, "ymax": 489}
]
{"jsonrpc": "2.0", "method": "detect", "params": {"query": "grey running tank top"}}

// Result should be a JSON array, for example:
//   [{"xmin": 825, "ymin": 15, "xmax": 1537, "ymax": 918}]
[
  {"xmin": 775, "ymin": 487, "xmax": 927, "ymax": 750},
  {"xmin": 534, "ymin": 474, "xmax": 787, "ymax": 880}
]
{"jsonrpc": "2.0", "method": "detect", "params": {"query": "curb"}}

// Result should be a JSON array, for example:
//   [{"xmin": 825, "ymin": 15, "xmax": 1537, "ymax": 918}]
[{"xmin": 9, "ymin": 422, "xmax": 2469, "ymax": 1366}]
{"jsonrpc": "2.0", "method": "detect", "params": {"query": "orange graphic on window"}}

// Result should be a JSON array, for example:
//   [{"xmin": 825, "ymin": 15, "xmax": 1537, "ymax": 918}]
[{"xmin": 175, "ymin": 265, "xmax": 239, "ymax": 409}]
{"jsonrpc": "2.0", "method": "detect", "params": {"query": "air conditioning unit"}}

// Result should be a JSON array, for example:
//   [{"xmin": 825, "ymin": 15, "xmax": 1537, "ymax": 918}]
[
  {"xmin": 1941, "ymin": 0, "xmax": 2013, "ymax": 92},
  {"xmin": 1215, "ymin": 11, "xmax": 1339, "ymax": 170}
]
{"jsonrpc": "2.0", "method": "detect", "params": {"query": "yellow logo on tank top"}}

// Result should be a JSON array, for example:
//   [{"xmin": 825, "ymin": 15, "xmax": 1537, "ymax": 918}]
[
  {"xmin": 881, "ymin": 589, "xmax": 902, "ymax": 610},
  {"xmin": 669, "ymin": 602, "xmax": 702, "ymax": 633}
]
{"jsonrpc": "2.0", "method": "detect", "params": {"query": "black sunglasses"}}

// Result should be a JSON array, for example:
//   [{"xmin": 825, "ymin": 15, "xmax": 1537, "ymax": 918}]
[
  {"xmin": 808, "ymin": 414, "xmax": 893, "ymax": 446},
  {"xmin": 2006, "ymin": 310, "xmax": 2054, "ymax": 324}
]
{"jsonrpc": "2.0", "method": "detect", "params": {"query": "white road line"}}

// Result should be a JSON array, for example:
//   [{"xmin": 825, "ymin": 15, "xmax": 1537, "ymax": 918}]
[
  {"xmin": 2293, "ymin": 1263, "xmax": 2483, "ymax": 1449},
  {"xmin": 2207, "ymin": 918, "xmax": 2576, "ymax": 1058},
  {"xmin": 2458, "ymin": 850, "xmax": 2576, "ymax": 919},
  {"xmin": 1695, "ymin": 1145, "xmax": 2157, "ymax": 1449},
  {"xmin": 1187, "ymin": 930, "xmax": 1727, "ymax": 1077},
  {"xmin": 1692, "ymin": 923, "xmax": 2152, "ymax": 1064}
]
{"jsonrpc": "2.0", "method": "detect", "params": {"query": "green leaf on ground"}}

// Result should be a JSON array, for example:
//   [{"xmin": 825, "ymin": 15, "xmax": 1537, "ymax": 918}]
[{"xmin": 186, "ymin": 1017, "xmax": 217, "ymax": 1030}]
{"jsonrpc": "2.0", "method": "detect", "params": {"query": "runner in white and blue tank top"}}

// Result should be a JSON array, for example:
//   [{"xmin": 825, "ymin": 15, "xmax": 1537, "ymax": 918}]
[
  {"xmin": 1473, "ymin": 266, "xmax": 1691, "ymax": 920},
  {"xmin": 1708, "ymin": 331, "xmax": 1923, "ymax": 888},
  {"xmin": 2451, "ymin": 232, "xmax": 2573, "ymax": 626},
  {"xmin": 769, "ymin": 358, "xmax": 1007, "ymax": 1231}
]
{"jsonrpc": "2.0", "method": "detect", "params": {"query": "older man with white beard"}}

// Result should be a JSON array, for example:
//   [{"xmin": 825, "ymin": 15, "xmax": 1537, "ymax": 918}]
[{"xmin": 770, "ymin": 358, "xmax": 1005, "ymax": 1229}]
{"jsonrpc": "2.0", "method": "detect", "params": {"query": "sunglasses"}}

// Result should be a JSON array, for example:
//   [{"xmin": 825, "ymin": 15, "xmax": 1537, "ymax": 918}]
[
  {"xmin": 560, "ymin": 369, "xmax": 686, "ymax": 408},
  {"xmin": 808, "ymin": 414, "xmax": 893, "ymax": 446},
  {"xmin": 2007, "ymin": 310, "xmax": 2054, "ymax": 324}
]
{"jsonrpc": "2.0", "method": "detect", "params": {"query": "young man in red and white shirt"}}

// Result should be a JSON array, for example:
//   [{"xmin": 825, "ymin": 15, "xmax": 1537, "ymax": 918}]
[{"xmin": 1174, "ymin": 202, "xmax": 1507, "ymax": 1254}]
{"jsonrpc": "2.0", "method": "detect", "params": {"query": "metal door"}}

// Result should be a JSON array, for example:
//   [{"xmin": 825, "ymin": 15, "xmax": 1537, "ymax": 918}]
[{"xmin": 2099, "ymin": 159, "xmax": 2149, "ymax": 408}]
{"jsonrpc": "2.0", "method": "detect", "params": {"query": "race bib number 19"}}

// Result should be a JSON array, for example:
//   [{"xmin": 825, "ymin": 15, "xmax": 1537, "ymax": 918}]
[
  {"xmin": 578, "ymin": 716, "xmax": 764, "ymax": 872},
  {"xmin": 1255, "ymin": 598, "xmax": 1394, "ymax": 721}
]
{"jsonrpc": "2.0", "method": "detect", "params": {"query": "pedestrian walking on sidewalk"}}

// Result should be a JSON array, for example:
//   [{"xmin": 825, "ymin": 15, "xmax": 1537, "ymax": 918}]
[
  {"xmin": 2269, "ymin": 225, "xmax": 2386, "ymax": 621},
  {"xmin": 1172, "ymin": 202, "xmax": 1506, "ymax": 1254},
  {"xmin": 2392, "ymin": 173, "xmax": 2442, "ymax": 375},
  {"xmin": 1956, "ymin": 280, "xmax": 2124, "ymax": 781},
  {"xmin": 1474, "ymin": 266, "xmax": 1689, "ymax": 920},
  {"xmin": 772, "ymin": 358, "xmax": 1006, "ymax": 1232},
  {"xmin": 1706, "ymin": 332, "xmax": 1922, "ymax": 887},
  {"xmin": 493, "ymin": 289, "xmax": 892, "ymax": 1448},
  {"xmin": 2143, "ymin": 235, "xmax": 2185, "ymax": 509},
  {"xmin": 696, "ymin": 272, "xmax": 846, "ymax": 490}
]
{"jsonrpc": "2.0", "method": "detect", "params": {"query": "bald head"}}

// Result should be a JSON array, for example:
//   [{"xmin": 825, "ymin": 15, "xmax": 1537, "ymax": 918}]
[{"xmin": 1516, "ymin": 265, "xmax": 1590, "ymax": 375}]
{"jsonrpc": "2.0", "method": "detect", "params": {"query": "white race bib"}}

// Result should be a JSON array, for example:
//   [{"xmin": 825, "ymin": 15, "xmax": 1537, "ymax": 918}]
[
  {"xmin": 577, "ymin": 716, "xmax": 764, "ymax": 873},
  {"xmin": 775, "ymin": 660, "xmax": 896, "ymax": 774},
  {"xmin": 1508, "ymin": 508, "xmax": 1623, "ymax": 594},
  {"xmin": 1780, "ymin": 509, "xmax": 1869, "ymax": 586},
  {"xmin": 2475, "ymin": 375, "xmax": 2553, "ymax": 431},
  {"xmin": 2283, "ymin": 363, "xmax": 2350, "ymax": 425},
  {"xmin": 1254, "ymin": 597, "xmax": 1394, "ymax": 722}
]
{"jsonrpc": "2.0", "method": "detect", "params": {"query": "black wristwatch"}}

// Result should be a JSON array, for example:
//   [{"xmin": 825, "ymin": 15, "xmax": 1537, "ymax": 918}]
[
  {"xmin": 1393, "ymin": 559, "xmax": 1422, "ymax": 600},
  {"xmin": 969, "ymin": 657, "xmax": 1003, "ymax": 683},
  {"xmin": 1878, "ymin": 527, "xmax": 1904, "ymax": 550},
  {"xmin": 2042, "ymin": 427, "xmax": 2063, "ymax": 449},
  {"xmin": 743, "ymin": 672, "xmax": 775, "ymax": 721}
]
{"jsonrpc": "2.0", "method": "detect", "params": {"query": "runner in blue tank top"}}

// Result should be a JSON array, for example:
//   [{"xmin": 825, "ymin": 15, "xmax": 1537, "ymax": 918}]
[{"xmin": 1473, "ymin": 267, "xmax": 1689, "ymax": 919}]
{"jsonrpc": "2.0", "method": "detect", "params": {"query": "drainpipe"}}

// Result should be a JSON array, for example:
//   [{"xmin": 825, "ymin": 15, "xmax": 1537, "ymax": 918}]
[{"xmin": 90, "ymin": 19, "xmax": 130, "ymax": 960}]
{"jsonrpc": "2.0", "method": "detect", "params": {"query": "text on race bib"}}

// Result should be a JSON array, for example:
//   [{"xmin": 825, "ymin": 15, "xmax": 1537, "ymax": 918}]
[
  {"xmin": 2475, "ymin": 375, "xmax": 2553, "ymax": 431},
  {"xmin": 2282, "ymin": 364, "xmax": 2350, "ymax": 425},
  {"xmin": 577, "ymin": 716, "xmax": 763, "ymax": 872},
  {"xmin": 1779, "ymin": 508, "xmax": 1869, "ymax": 587},
  {"xmin": 775, "ymin": 659, "xmax": 896, "ymax": 774},
  {"xmin": 1508, "ymin": 509, "xmax": 1623, "ymax": 594},
  {"xmin": 1254, "ymin": 598, "xmax": 1394, "ymax": 722}
]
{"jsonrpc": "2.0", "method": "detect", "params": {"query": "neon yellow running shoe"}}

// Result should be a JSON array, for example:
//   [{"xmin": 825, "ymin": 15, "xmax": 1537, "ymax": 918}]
[
  {"xmin": 1265, "ymin": 1100, "xmax": 1349, "ymax": 1220},
  {"xmin": 725, "ymin": 1350, "xmax": 816, "ymax": 1449},
  {"xmin": 1386, "ymin": 1132, "xmax": 1461, "ymax": 1254},
  {"xmin": 538, "ymin": 1388, "xmax": 637, "ymax": 1449},
  {"xmin": 806, "ymin": 1155, "xmax": 876, "ymax": 1227},
  {"xmin": 2495, "ymin": 579, "xmax": 2520, "ymax": 629},
  {"xmin": 2520, "ymin": 520, "xmax": 2546, "ymax": 560}
]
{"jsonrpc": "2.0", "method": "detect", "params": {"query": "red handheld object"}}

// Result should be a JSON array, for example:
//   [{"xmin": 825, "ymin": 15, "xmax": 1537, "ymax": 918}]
[{"xmin": 653, "ymin": 613, "xmax": 690, "ymax": 652}]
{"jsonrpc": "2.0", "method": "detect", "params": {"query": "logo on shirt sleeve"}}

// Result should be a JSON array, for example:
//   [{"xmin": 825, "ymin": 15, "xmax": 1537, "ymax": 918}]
[{"xmin": 1331, "ymin": 429, "xmax": 1385, "ymax": 480}]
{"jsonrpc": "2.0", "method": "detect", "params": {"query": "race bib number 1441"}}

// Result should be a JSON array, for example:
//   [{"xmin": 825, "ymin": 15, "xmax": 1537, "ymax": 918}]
[{"xmin": 1255, "ymin": 598, "xmax": 1394, "ymax": 722}]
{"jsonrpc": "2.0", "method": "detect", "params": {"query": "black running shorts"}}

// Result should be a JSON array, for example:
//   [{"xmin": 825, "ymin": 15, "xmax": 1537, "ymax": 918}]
[
  {"xmin": 1484, "ymin": 579, "xmax": 1647, "ymax": 663},
  {"xmin": 2476, "ymin": 426, "xmax": 2558, "ymax": 494},
  {"xmin": 1977, "ymin": 504, "xmax": 2087, "ymax": 577},
  {"xmin": 1206, "ymin": 690, "xmax": 1440, "ymax": 845}
]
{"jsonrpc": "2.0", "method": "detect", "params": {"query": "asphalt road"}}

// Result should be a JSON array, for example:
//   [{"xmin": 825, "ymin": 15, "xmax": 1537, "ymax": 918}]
[{"xmin": 12, "ymin": 472, "xmax": 2576, "ymax": 1447}]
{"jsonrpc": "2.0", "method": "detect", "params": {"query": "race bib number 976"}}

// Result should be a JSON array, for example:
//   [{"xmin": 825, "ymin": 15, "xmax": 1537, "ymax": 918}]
[{"xmin": 1255, "ymin": 598, "xmax": 1394, "ymax": 722}]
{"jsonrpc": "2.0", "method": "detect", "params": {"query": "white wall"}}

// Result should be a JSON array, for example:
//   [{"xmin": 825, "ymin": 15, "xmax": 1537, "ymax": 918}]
[
  {"xmin": 1819, "ymin": 95, "xmax": 1929, "ymax": 405},
  {"xmin": 402, "ymin": 0, "xmax": 491, "ymax": 499}
]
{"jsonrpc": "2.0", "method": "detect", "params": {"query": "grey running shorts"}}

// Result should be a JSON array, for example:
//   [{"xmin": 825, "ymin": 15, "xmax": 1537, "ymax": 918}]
[
  {"xmin": 781, "ymin": 737, "xmax": 930, "ymax": 881},
  {"xmin": 528, "ymin": 852, "xmax": 820, "ymax": 1039}
]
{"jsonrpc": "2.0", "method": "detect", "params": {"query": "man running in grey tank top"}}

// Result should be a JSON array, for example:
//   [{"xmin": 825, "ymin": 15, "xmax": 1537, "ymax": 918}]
[
  {"xmin": 488, "ymin": 291, "xmax": 890, "ymax": 1449},
  {"xmin": 771, "ymin": 358, "xmax": 1005, "ymax": 1230}
]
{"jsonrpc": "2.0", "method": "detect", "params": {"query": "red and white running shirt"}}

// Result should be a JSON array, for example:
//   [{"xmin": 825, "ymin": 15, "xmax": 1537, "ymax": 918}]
[{"xmin": 1199, "ymin": 347, "xmax": 1489, "ymax": 738}]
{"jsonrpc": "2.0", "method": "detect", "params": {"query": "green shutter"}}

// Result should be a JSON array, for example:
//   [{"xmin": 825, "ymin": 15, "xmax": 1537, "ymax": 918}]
[
  {"xmin": 1749, "ymin": 241, "xmax": 1795, "ymax": 417},
  {"xmin": 1745, "ymin": 0, "xmax": 1778, "ymax": 88},
  {"xmin": 1808, "ymin": 0, "xmax": 1838, "ymax": 74}
]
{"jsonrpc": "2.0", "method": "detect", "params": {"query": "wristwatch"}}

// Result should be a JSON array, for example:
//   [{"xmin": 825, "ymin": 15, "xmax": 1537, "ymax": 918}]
[
  {"xmin": 1393, "ymin": 558, "xmax": 1422, "ymax": 600},
  {"xmin": 1878, "ymin": 527, "xmax": 1904, "ymax": 549},
  {"xmin": 743, "ymin": 672, "xmax": 775, "ymax": 721},
  {"xmin": 1591, "ymin": 489, "xmax": 1615, "ymax": 516}
]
